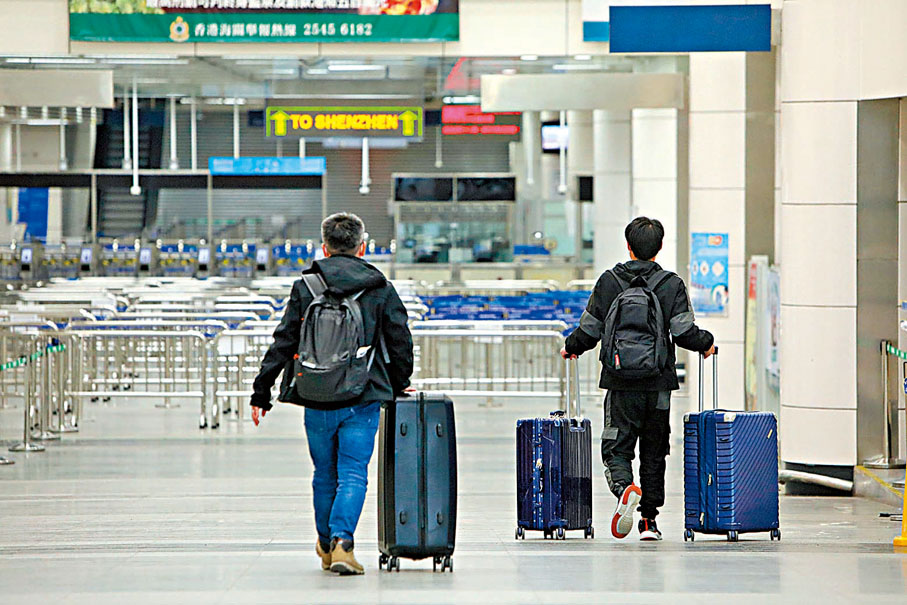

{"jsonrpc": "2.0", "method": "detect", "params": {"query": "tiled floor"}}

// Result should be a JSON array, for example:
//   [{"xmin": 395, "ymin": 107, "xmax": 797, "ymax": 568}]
[{"xmin": 1, "ymin": 396, "xmax": 906, "ymax": 604}]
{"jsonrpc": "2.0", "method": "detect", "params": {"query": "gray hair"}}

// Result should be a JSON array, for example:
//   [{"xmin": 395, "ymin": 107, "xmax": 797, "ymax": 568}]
[{"xmin": 321, "ymin": 212, "xmax": 365, "ymax": 255}]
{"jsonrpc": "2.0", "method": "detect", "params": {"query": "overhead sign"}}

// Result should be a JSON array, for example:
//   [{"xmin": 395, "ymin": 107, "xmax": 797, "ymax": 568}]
[
  {"xmin": 69, "ymin": 0, "xmax": 459, "ymax": 43},
  {"xmin": 208, "ymin": 156, "xmax": 326, "ymax": 176},
  {"xmin": 265, "ymin": 106, "xmax": 423, "ymax": 139},
  {"xmin": 583, "ymin": 2, "xmax": 771, "ymax": 51},
  {"xmin": 690, "ymin": 233, "xmax": 729, "ymax": 317},
  {"xmin": 440, "ymin": 105, "xmax": 521, "ymax": 136}
]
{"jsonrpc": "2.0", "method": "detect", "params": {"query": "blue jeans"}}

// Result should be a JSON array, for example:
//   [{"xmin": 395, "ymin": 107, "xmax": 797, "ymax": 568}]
[{"xmin": 304, "ymin": 401, "xmax": 381, "ymax": 543}]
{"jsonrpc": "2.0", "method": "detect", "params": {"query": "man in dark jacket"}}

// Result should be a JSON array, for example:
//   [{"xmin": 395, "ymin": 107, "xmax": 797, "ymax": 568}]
[
  {"xmin": 251, "ymin": 212, "xmax": 414, "ymax": 575},
  {"xmin": 561, "ymin": 217, "xmax": 714, "ymax": 542}
]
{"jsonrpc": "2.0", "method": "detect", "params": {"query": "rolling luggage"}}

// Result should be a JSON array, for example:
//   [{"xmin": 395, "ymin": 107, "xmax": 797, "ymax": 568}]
[
  {"xmin": 377, "ymin": 392, "xmax": 457, "ymax": 572},
  {"xmin": 515, "ymin": 359, "xmax": 594, "ymax": 540},
  {"xmin": 683, "ymin": 349, "xmax": 781, "ymax": 542}
]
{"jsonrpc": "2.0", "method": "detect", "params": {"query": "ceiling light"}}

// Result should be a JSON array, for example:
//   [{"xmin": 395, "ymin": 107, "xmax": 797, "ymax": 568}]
[
  {"xmin": 574, "ymin": 54, "xmax": 592, "ymax": 61},
  {"xmin": 4, "ymin": 58, "xmax": 30, "ymax": 64},
  {"xmin": 552, "ymin": 64, "xmax": 600, "ymax": 71},
  {"xmin": 502, "ymin": 68, "xmax": 517, "ymax": 75},
  {"xmin": 305, "ymin": 68, "xmax": 329, "ymax": 76},
  {"xmin": 520, "ymin": 55, "xmax": 539, "ymax": 61},
  {"xmin": 327, "ymin": 64, "xmax": 386, "ymax": 72},
  {"xmin": 87, "ymin": 54, "xmax": 179, "ymax": 60},
  {"xmin": 30, "ymin": 58, "xmax": 97, "ymax": 65},
  {"xmin": 103, "ymin": 58, "xmax": 189, "ymax": 65},
  {"xmin": 442, "ymin": 95, "xmax": 481, "ymax": 105}
]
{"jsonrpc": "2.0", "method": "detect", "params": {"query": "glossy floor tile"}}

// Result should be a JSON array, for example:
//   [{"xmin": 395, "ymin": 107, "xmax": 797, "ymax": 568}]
[{"xmin": 1, "ymin": 396, "xmax": 905, "ymax": 604}]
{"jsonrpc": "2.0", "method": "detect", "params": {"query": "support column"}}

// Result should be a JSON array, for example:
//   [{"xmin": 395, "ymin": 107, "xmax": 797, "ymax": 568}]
[
  {"xmin": 632, "ymin": 109, "xmax": 678, "ymax": 272},
  {"xmin": 568, "ymin": 111, "xmax": 593, "ymax": 261},
  {"xmin": 687, "ymin": 50, "xmax": 775, "ymax": 412},
  {"xmin": 0, "ymin": 123, "xmax": 11, "ymax": 241},
  {"xmin": 899, "ymin": 99, "xmax": 907, "ymax": 460},
  {"xmin": 592, "ymin": 110, "xmax": 631, "ymax": 274}
]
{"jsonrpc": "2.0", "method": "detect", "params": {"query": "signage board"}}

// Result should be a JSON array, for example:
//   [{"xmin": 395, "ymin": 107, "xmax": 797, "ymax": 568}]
[
  {"xmin": 583, "ymin": 2, "xmax": 771, "ymax": 51},
  {"xmin": 689, "ymin": 232, "xmax": 729, "ymax": 317},
  {"xmin": 440, "ymin": 105, "xmax": 520, "ymax": 136},
  {"xmin": 265, "ymin": 106, "xmax": 423, "ymax": 139},
  {"xmin": 69, "ymin": 0, "xmax": 460, "ymax": 43},
  {"xmin": 208, "ymin": 156, "xmax": 326, "ymax": 175}
]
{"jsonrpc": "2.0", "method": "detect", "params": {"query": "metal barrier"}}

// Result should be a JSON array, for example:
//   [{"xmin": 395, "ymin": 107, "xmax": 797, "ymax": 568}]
[
  {"xmin": 411, "ymin": 328, "xmax": 567, "ymax": 405},
  {"xmin": 65, "ymin": 330, "xmax": 211, "ymax": 428},
  {"xmin": 213, "ymin": 328, "xmax": 276, "ymax": 427}
]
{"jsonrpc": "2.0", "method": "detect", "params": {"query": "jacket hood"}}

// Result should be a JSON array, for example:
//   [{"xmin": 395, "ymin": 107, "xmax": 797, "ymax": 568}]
[
  {"xmin": 612, "ymin": 260, "xmax": 663, "ymax": 283},
  {"xmin": 310, "ymin": 255, "xmax": 387, "ymax": 295}
]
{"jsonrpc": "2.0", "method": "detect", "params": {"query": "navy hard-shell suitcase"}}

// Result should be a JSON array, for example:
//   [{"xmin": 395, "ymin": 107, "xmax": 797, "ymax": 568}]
[
  {"xmin": 683, "ymin": 350, "xmax": 781, "ymax": 542},
  {"xmin": 516, "ymin": 360, "xmax": 594, "ymax": 540},
  {"xmin": 378, "ymin": 392, "xmax": 457, "ymax": 572}
]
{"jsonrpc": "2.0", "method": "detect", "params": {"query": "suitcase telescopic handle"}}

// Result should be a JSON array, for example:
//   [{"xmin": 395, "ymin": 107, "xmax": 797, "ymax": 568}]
[
  {"xmin": 698, "ymin": 346, "xmax": 719, "ymax": 412},
  {"xmin": 565, "ymin": 357, "xmax": 582, "ymax": 418}
]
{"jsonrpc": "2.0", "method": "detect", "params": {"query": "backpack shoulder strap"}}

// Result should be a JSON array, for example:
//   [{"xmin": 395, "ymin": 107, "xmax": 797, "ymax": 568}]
[
  {"xmin": 607, "ymin": 270, "xmax": 630, "ymax": 292},
  {"xmin": 301, "ymin": 273, "xmax": 327, "ymax": 298},
  {"xmin": 646, "ymin": 270, "xmax": 673, "ymax": 292}
]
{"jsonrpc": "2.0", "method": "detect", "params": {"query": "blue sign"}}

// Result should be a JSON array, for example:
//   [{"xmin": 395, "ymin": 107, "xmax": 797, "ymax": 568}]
[
  {"xmin": 17, "ymin": 188, "xmax": 49, "ymax": 242},
  {"xmin": 582, "ymin": 0, "xmax": 610, "ymax": 42},
  {"xmin": 208, "ymin": 156, "xmax": 326, "ymax": 176},
  {"xmin": 690, "ymin": 233, "xmax": 729, "ymax": 317},
  {"xmin": 609, "ymin": 4, "xmax": 771, "ymax": 53}
]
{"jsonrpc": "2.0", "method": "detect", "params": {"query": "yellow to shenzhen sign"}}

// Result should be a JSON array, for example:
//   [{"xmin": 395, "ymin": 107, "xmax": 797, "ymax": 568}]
[{"xmin": 266, "ymin": 106, "xmax": 424, "ymax": 139}]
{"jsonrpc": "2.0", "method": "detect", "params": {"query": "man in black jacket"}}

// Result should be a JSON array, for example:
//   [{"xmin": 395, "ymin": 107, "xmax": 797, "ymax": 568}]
[
  {"xmin": 251, "ymin": 213, "xmax": 413, "ymax": 575},
  {"xmin": 562, "ymin": 217, "xmax": 714, "ymax": 542}
]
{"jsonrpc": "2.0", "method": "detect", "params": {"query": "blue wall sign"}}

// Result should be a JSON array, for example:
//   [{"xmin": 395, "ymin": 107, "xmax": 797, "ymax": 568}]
[
  {"xmin": 208, "ymin": 156, "xmax": 326, "ymax": 176},
  {"xmin": 17, "ymin": 188, "xmax": 49, "ymax": 242},
  {"xmin": 690, "ymin": 232, "xmax": 729, "ymax": 317}
]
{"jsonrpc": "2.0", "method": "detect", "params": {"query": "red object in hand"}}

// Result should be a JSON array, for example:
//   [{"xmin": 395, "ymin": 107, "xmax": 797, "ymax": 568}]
[{"xmin": 560, "ymin": 347, "xmax": 577, "ymax": 361}]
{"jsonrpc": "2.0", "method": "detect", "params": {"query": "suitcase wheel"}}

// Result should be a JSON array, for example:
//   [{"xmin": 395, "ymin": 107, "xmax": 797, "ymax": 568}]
[
  {"xmin": 385, "ymin": 556, "xmax": 400, "ymax": 572},
  {"xmin": 556, "ymin": 528, "xmax": 566, "ymax": 540},
  {"xmin": 379, "ymin": 554, "xmax": 388, "ymax": 569},
  {"xmin": 584, "ymin": 526, "xmax": 594, "ymax": 540},
  {"xmin": 727, "ymin": 531, "xmax": 739, "ymax": 542},
  {"xmin": 433, "ymin": 556, "xmax": 452, "ymax": 572},
  {"xmin": 771, "ymin": 529, "xmax": 781, "ymax": 541},
  {"xmin": 515, "ymin": 526, "xmax": 525, "ymax": 540},
  {"xmin": 684, "ymin": 529, "xmax": 695, "ymax": 542}
]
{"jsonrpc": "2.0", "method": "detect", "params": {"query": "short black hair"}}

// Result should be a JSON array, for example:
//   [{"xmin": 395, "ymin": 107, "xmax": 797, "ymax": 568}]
[
  {"xmin": 322, "ymin": 212, "xmax": 365, "ymax": 255},
  {"xmin": 625, "ymin": 217, "xmax": 664, "ymax": 261}
]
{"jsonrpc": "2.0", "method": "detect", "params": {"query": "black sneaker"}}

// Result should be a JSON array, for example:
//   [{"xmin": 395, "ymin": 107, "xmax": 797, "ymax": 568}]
[{"xmin": 639, "ymin": 518, "xmax": 662, "ymax": 541}]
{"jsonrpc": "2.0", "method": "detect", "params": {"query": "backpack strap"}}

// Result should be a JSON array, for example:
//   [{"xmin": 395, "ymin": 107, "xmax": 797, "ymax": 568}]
[
  {"xmin": 301, "ymin": 273, "xmax": 328, "ymax": 298},
  {"xmin": 646, "ymin": 270, "xmax": 672, "ymax": 292},
  {"xmin": 607, "ymin": 270, "xmax": 630, "ymax": 292}
]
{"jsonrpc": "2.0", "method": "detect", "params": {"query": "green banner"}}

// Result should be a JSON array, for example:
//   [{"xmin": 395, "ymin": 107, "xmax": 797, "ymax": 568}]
[
  {"xmin": 266, "ymin": 106, "xmax": 423, "ymax": 138},
  {"xmin": 69, "ymin": 1, "xmax": 459, "ymax": 43}
]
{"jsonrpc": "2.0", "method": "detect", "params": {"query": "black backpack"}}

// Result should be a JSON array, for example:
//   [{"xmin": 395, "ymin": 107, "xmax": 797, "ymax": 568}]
[
  {"xmin": 292, "ymin": 273, "xmax": 387, "ymax": 403},
  {"xmin": 600, "ymin": 270, "xmax": 671, "ymax": 380}
]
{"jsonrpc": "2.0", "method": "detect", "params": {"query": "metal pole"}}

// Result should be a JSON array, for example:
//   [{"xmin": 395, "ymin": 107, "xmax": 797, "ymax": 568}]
[
  {"xmin": 130, "ymin": 81, "xmax": 141, "ymax": 196},
  {"xmin": 122, "ymin": 91, "xmax": 131, "ymax": 170},
  {"xmin": 36, "ymin": 345, "xmax": 60, "ymax": 441},
  {"xmin": 206, "ymin": 172, "xmax": 214, "ymax": 249},
  {"xmin": 9, "ymin": 351, "xmax": 45, "ymax": 453},
  {"xmin": 169, "ymin": 96, "xmax": 179, "ymax": 170},
  {"xmin": 90, "ymin": 173, "xmax": 98, "ymax": 243},
  {"xmin": 359, "ymin": 138, "xmax": 370, "ymax": 194},
  {"xmin": 190, "ymin": 97, "xmax": 198, "ymax": 171},
  {"xmin": 299, "ymin": 137, "xmax": 306, "ymax": 159},
  {"xmin": 558, "ymin": 110, "xmax": 567, "ymax": 194},
  {"xmin": 58, "ymin": 109, "xmax": 68, "ymax": 171},
  {"xmin": 233, "ymin": 103, "xmax": 240, "ymax": 159},
  {"xmin": 321, "ymin": 172, "xmax": 328, "ymax": 221},
  {"xmin": 14, "ymin": 123, "xmax": 21, "ymax": 172}
]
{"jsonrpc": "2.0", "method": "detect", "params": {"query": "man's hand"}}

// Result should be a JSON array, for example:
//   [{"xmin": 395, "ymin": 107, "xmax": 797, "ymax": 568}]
[
  {"xmin": 703, "ymin": 345, "xmax": 717, "ymax": 359},
  {"xmin": 251, "ymin": 405, "xmax": 268, "ymax": 426},
  {"xmin": 560, "ymin": 347, "xmax": 577, "ymax": 361}
]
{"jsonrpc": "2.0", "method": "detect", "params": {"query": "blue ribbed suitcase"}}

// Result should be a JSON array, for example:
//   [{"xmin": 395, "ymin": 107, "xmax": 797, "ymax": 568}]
[
  {"xmin": 515, "ymin": 360, "xmax": 594, "ymax": 540},
  {"xmin": 683, "ymin": 350, "xmax": 781, "ymax": 542}
]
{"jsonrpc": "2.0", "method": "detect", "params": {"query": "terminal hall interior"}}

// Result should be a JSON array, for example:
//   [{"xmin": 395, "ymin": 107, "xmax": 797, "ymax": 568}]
[{"xmin": 1, "ymin": 1, "xmax": 906, "ymax": 603}]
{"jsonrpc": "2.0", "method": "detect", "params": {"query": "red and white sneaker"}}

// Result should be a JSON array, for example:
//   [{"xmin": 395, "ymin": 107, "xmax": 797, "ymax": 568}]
[{"xmin": 610, "ymin": 484, "xmax": 642, "ymax": 540}]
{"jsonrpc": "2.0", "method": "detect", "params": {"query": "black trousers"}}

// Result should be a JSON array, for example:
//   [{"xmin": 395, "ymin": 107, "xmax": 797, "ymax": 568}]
[{"xmin": 601, "ymin": 390, "xmax": 671, "ymax": 519}]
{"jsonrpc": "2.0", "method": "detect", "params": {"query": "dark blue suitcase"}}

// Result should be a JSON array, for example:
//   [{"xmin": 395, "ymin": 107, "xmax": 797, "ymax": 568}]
[
  {"xmin": 683, "ymin": 351, "xmax": 781, "ymax": 542},
  {"xmin": 378, "ymin": 392, "xmax": 457, "ymax": 572},
  {"xmin": 516, "ymin": 360, "xmax": 594, "ymax": 540}
]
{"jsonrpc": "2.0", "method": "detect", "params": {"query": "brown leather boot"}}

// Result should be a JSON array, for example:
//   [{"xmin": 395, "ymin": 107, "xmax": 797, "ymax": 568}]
[
  {"xmin": 315, "ymin": 539, "xmax": 332, "ymax": 571},
  {"xmin": 329, "ymin": 538, "xmax": 364, "ymax": 575}
]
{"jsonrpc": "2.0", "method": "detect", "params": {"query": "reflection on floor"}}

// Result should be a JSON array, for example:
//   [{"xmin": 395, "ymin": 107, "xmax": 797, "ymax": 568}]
[{"xmin": 1, "ymin": 396, "xmax": 905, "ymax": 604}]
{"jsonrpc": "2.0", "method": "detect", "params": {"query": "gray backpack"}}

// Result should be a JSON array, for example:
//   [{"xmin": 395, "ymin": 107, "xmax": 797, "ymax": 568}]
[
  {"xmin": 293, "ymin": 273, "xmax": 386, "ymax": 403},
  {"xmin": 600, "ymin": 270, "xmax": 671, "ymax": 380}
]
